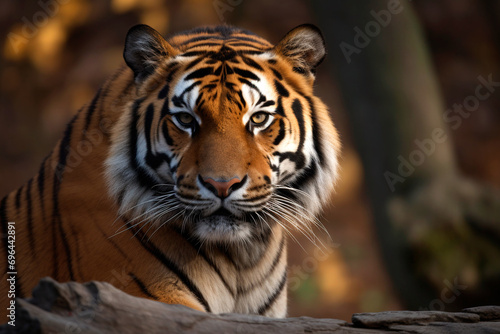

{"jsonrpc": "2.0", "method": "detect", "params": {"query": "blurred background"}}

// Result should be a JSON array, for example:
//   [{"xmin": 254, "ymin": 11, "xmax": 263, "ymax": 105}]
[{"xmin": 1, "ymin": 0, "xmax": 499, "ymax": 321}]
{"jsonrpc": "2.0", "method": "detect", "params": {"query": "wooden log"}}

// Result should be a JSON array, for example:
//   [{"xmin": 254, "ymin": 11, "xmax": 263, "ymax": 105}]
[{"xmin": 3, "ymin": 278, "xmax": 499, "ymax": 333}]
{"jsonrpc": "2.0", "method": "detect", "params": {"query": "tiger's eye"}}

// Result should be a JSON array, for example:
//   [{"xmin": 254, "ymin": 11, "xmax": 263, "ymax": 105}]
[
  {"xmin": 176, "ymin": 113, "xmax": 194, "ymax": 126},
  {"xmin": 250, "ymin": 112, "xmax": 268, "ymax": 125}
]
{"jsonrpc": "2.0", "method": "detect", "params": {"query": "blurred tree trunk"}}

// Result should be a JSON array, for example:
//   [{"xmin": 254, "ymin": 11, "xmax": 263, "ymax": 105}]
[
  {"xmin": 312, "ymin": 0, "xmax": 500, "ymax": 310},
  {"xmin": 482, "ymin": 0, "xmax": 500, "ymax": 51}
]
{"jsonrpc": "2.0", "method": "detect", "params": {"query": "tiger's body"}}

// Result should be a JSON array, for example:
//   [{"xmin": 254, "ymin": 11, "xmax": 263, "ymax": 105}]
[{"xmin": 0, "ymin": 24, "xmax": 339, "ymax": 317}]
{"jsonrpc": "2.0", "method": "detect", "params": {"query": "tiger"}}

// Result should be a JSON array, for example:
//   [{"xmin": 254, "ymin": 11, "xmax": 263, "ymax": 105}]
[{"xmin": 0, "ymin": 24, "xmax": 340, "ymax": 318}]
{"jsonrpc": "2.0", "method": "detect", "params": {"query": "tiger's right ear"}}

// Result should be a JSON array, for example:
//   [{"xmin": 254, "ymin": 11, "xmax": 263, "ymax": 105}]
[{"xmin": 124, "ymin": 24, "xmax": 177, "ymax": 83}]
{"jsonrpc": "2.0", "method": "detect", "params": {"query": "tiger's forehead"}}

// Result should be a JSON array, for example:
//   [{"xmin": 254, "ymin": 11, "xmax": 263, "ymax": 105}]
[
  {"xmin": 167, "ymin": 26, "xmax": 273, "ymax": 52},
  {"xmin": 168, "ymin": 45, "xmax": 277, "ymax": 124}
]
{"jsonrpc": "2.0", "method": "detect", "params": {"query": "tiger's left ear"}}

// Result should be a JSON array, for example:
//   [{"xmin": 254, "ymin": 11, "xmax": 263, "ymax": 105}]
[
  {"xmin": 124, "ymin": 24, "xmax": 177, "ymax": 83},
  {"xmin": 274, "ymin": 24, "xmax": 326, "ymax": 76}
]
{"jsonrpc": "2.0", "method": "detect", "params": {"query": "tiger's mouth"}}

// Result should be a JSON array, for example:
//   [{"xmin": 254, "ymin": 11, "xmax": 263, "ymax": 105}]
[
  {"xmin": 209, "ymin": 207, "xmax": 234, "ymax": 217},
  {"xmin": 193, "ymin": 207, "xmax": 257, "ymax": 242},
  {"xmin": 199, "ymin": 208, "xmax": 239, "ymax": 225},
  {"xmin": 198, "ymin": 206, "xmax": 246, "ymax": 225}
]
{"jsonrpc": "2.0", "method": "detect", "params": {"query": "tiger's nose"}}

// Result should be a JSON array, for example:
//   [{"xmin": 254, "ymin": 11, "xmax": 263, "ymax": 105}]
[{"xmin": 199, "ymin": 176, "xmax": 243, "ymax": 199}]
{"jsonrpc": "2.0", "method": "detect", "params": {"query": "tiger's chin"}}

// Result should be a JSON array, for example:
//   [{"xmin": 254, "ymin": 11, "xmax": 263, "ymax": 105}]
[{"xmin": 193, "ymin": 209, "xmax": 254, "ymax": 243}]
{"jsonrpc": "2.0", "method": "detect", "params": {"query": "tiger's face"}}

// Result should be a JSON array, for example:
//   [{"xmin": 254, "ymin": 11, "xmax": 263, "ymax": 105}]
[{"xmin": 107, "ymin": 25, "xmax": 340, "ymax": 243}]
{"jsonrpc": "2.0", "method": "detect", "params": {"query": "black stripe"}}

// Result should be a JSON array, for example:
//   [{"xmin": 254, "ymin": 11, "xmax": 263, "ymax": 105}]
[
  {"xmin": 258, "ymin": 270, "xmax": 287, "ymax": 315},
  {"xmin": 185, "ymin": 67, "xmax": 214, "ymax": 81},
  {"xmin": 289, "ymin": 162, "xmax": 318, "ymax": 191},
  {"xmin": 233, "ymin": 67, "xmax": 260, "ymax": 81},
  {"xmin": 260, "ymin": 100, "xmax": 275, "ymax": 108},
  {"xmin": 240, "ymin": 49, "xmax": 266, "ymax": 55},
  {"xmin": 273, "ymin": 119, "xmax": 286, "ymax": 146},
  {"xmin": 306, "ymin": 96, "xmax": 326, "ymax": 166},
  {"xmin": 227, "ymin": 42, "xmax": 263, "ymax": 49},
  {"xmin": 129, "ymin": 272, "xmax": 159, "ymax": 300},
  {"xmin": 144, "ymin": 103, "xmax": 158, "ymax": 169},
  {"xmin": 83, "ymin": 88, "xmax": 102, "ymax": 133},
  {"xmin": 37, "ymin": 158, "xmax": 46, "ymax": 218},
  {"xmin": 16, "ymin": 278, "xmax": 24, "ymax": 298},
  {"xmin": 219, "ymin": 47, "xmax": 239, "ymax": 62},
  {"xmin": 67, "ymin": 217, "xmax": 83, "ymax": 280},
  {"xmin": 276, "ymin": 98, "xmax": 307, "ymax": 171},
  {"xmin": 52, "ymin": 115, "xmax": 78, "ymax": 280},
  {"xmin": 195, "ymin": 92, "xmax": 205, "ymax": 108},
  {"xmin": 213, "ymin": 65, "xmax": 222, "ymax": 76},
  {"xmin": 180, "ymin": 26, "xmax": 234, "ymax": 38},
  {"xmin": 274, "ymin": 79, "xmax": 289, "ymax": 97},
  {"xmin": 127, "ymin": 224, "xmax": 211, "ymax": 312},
  {"xmin": 171, "ymin": 227, "xmax": 236, "ymax": 297},
  {"xmin": 180, "ymin": 50, "xmax": 208, "ymax": 57},
  {"xmin": 237, "ymin": 236, "xmax": 285, "ymax": 295},
  {"xmin": 128, "ymin": 99, "xmax": 159, "ymax": 189},
  {"xmin": 228, "ymin": 36, "xmax": 268, "ymax": 45},
  {"xmin": 232, "ymin": 36, "xmax": 268, "ymax": 47},
  {"xmin": 95, "ymin": 224, "xmax": 131, "ymax": 260},
  {"xmin": 274, "ymin": 97, "xmax": 285, "ymax": 116},
  {"xmin": 215, "ymin": 231, "xmax": 272, "ymax": 271},
  {"xmin": 98, "ymin": 69, "xmax": 122, "ymax": 120},
  {"xmin": 187, "ymin": 42, "xmax": 222, "ymax": 48},
  {"xmin": 26, "ymin": 178, "xmax": 36, "ymax": 257},
  {"xmin": 180, "ymin": 34, "xmax": 268, "ymax": 46},
  {"xmin": 158, "ymin": 84, "xmax": 170, "ymax": 100},
  {"xmin": 228, "ymin": 35, "xmax": 269, "ymax": 45},
  {"xmin": 271, "ymin": 68, "xmax": 283, "ymax": 81},
  {"xmin": 144, "ymin": 106, "xmax": 172, "ymax": 169},
  {"xmin": 184, "ymin": 56, "xmax": 206, "ymax": 72},
  {"xmin": 160, "ymin": 90, "xmax": 172, "ymax": 119},
  {"xmin": 292, "ymin": 98, "xmax": 305, "ymax": 151},
  {"xmin": 181, "ymin": 35, "xmax": 224, "ymax": 45},
  {"xmin": 203, "ymin": 83, "xmax": 217, "ymax": 91},
  {"xmin": 172, "ymin": 81, "xmax": 201, "ymax": 108},
  {"xmin": 237, "ymin": 78, "xmax": 263, "ymax": 96},
  {"xmin": 226, "ymin": 93, "xmax": 242, "ymax": 111},
  {"xmin": 240, "ymin": 56, "xmax": 263, "ymax": 71},
  {"xmin": 293, "ymin": 67, "xmax": 307, "ymax": 75},
  {"xmin": 14, "ymin": 187, "xmax": 22, "ymax": 212},
  {"xmin": 213, "ymin": 45, "xmax": 236, "ymax": 62},
  {"xmin": 162, "ymin": 120, "xmax": 174, "ymax": 147},
  {"xmin": 0, "ymin": 198, "xmax": 22, "ymax": 298},
  {"xmin": 51, "ymin": 203, "xmax": 59, "ymax": 279},
  {"xmin": 232, "ymin": 193, "xmax": 271, "ymax": 203},
  {"xmin": 0, "ymin": 197, "xmax": 9, "ymax": 274},
  {"xmin": 237, "ymin": 90, "xmax": 246, "ymax": 109},
  {"xmin": 158, "ymin": 65, "xmax": 180, "ymax": 100},
  {"xmin": 176, "ymin": 196, "xmax": 211, "ymax": 205}
]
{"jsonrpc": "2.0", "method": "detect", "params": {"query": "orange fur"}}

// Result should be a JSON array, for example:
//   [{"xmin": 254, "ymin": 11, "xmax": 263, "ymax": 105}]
[{"xmin": 0, "ymin": 24, "xmax": 340, "ymax": 318}]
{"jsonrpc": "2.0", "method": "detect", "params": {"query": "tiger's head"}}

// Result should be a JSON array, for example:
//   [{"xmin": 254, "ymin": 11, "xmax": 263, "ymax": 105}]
[{"xmin": 106, "ymin": 25, "xmax": 340, "ymax": 243}]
